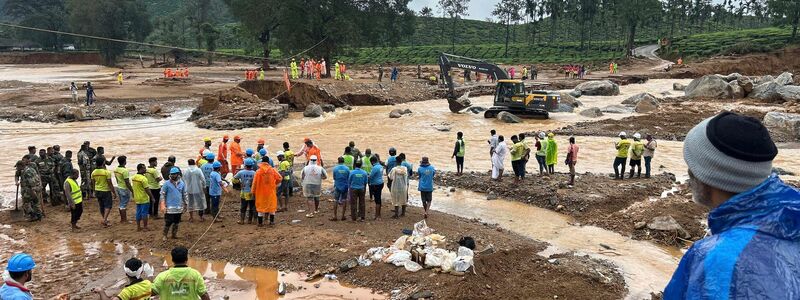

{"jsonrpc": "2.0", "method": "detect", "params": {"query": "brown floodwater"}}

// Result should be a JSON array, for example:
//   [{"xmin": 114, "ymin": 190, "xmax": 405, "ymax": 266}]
[{"xmin": 1, "ymin": 68, "xmax": 799, "ymax": 299}]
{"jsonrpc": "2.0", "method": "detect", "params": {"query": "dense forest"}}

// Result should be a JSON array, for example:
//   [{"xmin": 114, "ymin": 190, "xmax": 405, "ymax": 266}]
[{"xmin": 0, "ymin": 0, "xmax": 798, "ymax": 65}]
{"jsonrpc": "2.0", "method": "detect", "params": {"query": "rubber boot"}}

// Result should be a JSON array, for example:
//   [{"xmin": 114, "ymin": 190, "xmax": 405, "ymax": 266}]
[
  {"xmin": 239, "ymin": 213, "xmax": 245, "ymax": 225},
  {"xmin": 257, "ymin": 216, "xmax": 264, "ymax": 226},
  {"xmin": 569, "ymin": 174, "xmax": 575, "ymax": 186},
  {"xmin": 629, "ymin": 169, "xmax": 634, "ymax": 179},
  {"xmin": 162, "ymin": 225, "xmax": 170, "ymax": 240},
  {"xmin": 401, "ymin": 205, "xmax": 406, "ymax": 217},
  {"xmin": 171, "ymin": 224, "xmax": 179, "ymax": 239},
  {"xmin": 120, "ymin": 209, "xmax": 127, "ymax": 223},
  {"xmin": 392, "ymin": 206, "xmax": 399, "ymax": 219},
  {"xmin": 247, "ymin": 210, "xmax": 254, "ymax": 224},
  {"xmin": 269, "ymin": 214, "xmax": 275, "ymax": 225}
]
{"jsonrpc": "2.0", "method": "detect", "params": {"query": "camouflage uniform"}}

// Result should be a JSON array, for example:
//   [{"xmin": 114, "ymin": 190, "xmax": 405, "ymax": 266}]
[
  {"xmin": 36, "ymin": 155, "xmax": 60, "ymax": 205},
  {"xmin": 77, "ymin": 149, "xmax": 93, "ymax": 197},
  {"xmin": 51, "ymin": 152, "xmax": 65, "ymax": 204},
  {"xmin": 14, "ymin": 159, "xmax": 25, "ymax": 184},
  {"xmin": 20, "ymin": 164, "xmax": 42, "ymax": 219},
  {"xmin": 60, "ymin": 157, "xmax": 74, "ymax": 185}
]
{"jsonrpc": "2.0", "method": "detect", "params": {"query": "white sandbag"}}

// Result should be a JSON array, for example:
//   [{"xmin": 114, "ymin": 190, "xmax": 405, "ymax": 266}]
[
  {"xmin": 404, "ymin": 260, "xmax": 423, "ymax": 272},
  {"xmin": 367, "ymin": 247, "xmax": 390, "ymax": 261},
  {"xmin": 440, "ymin": 252, "xmax": 458, "ymax": 272},
  {"xmin": 457, "ymin": 246, "xmax": 474, "ymax": 257},
  {"xmin": 358, "ymin": 255, "xmax": 373, "ymax": 267},
  {"xmin": 424, "ymin": 248, "xmax": 451, "ymax": 268},
  {"xmin": 413, "ymin": 220, "xmax": 433, "ymax": 238},
  {"xmin": 454, "ymin": 256, "xmax": 474, "ymax": 272},
  {"xmin": 386, "ymin": 250, "xmax": 412, "ymax": 267},
  {"xmin": 392, "ymin": 236, "xmax": 410, "ymax": 250}
]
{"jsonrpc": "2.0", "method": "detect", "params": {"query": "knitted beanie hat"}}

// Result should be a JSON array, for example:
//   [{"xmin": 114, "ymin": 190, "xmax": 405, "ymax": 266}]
[{"xmin": 683, "ymin": 112, "xmax": 778, "ymax": 193}]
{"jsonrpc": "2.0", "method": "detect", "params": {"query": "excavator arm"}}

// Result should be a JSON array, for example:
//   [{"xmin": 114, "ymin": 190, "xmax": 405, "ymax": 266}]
[{"xmin": 439, "ymin": 53, "xmax": 508, "ymax": 112}]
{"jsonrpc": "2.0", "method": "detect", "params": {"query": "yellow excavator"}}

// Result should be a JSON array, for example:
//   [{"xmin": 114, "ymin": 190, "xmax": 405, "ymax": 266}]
[{"xmin": 439, "ymin": 53, "xmax": 560, "ymax": 119}]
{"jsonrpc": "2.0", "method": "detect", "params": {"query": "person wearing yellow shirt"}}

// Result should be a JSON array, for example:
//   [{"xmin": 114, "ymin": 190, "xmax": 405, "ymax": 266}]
[
  {"xmin": 91, "ymin": 159, "xmax": 116, "ymax": 227},
  {"xmin": 92, "ymin": 258, "xmax": 153, "ymax": 300},
  {"xmin": 509, "ymin": 135, "xmax": 527, "ymax": 182},
  {"xmin": 132, "ymin": 164, "xmax": 154, "ymax": 231},
  {"xmin": 63, "ymin": 169, "xmax": 83, "ymax": 230},
  {"xmin": 629, "ymin": 133, "xmax": 646, "ymax": 178},
  {"xmin": 114, "ymin": 156, "xmax": 133, "ymax": 223},
  {"xmin": 613, "ymin": 132, "xmax": 632, "ymax": 180},
  {"xmin": 277, "ymin": 152, "xmax": 292, "ymax": 212},
  {"xmin": 144, "ymin": 157, "xmax": 162, "ymax": 219}
]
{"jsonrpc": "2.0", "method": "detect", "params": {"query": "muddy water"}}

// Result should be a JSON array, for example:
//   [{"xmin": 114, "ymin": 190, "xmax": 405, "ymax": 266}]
[
  {"xmin": 0, "ymin": 65, "xmax": 116, "ymax": 83},
  {"xmin": 1, "ymin": 76, "xmax": 800, "ymax": 299}
]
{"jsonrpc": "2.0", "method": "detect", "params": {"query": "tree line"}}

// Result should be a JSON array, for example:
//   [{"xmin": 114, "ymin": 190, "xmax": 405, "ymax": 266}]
[{"xmin": 1, "ymin": 0, "xmax": 797, "ymax": 66}]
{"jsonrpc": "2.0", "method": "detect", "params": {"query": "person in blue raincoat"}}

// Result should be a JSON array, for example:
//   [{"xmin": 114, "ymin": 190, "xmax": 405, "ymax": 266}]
[{"xmin": 664, "ymin": 112, "xmax": 800, "ymax": 299}]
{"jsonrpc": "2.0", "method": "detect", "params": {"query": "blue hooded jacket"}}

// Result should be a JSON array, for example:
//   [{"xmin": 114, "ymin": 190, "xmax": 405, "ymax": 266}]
[{"xmin": 664, "ymin": 175, "xmax": 800, "ymax": 299}]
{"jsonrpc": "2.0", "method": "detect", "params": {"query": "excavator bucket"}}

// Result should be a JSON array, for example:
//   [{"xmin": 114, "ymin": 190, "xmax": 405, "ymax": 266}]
[{"xmin": 447, "ymin": 93, "xmax": 472, "ymax": 113}]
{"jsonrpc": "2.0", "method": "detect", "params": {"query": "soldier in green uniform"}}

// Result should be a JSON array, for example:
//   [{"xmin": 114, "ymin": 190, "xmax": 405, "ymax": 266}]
[
  {"xmin": 20, "ymin": 155, "xmax": 43, "ymax": 221},
  {"xmin": 51, "ymin": 145, "xmax": 65, "ymax": 205},
  {"xmin": 60, "ymin": 150, "xmax": 75, "ymax": 208},
  {"xmin": 36, "ymin": 148, "xmax": 58, "ymax": 205},
  {"xmin": 14, "ymin": 146, "xmax": 36, "ymax": 191},
  {"xmin": 78, "ymin": 143, "xmax": 93, "ymax": 198}
]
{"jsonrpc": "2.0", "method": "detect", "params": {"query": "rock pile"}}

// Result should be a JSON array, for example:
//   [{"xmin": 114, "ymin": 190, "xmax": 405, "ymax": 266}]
[
  {"xmin": 685, "ymin": 72, "xmax": 799, "ymax": 101},
  {"xmin": 189, "ymin": 87, "xmax": 289, "ymax": 130}
]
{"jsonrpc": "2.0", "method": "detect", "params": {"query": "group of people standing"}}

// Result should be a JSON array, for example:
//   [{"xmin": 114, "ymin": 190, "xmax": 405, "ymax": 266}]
[
  {"xmin": 377, "ymin": 65, "xmax": 400, "ymax": 82},
  {"xmin": 290, "ymin": 58, "xmax": 328, "ymax": 80},
  {"xmin": 162, "ymin": 67, "xmax": 190, "ymax": 79},
  {"xmin": 244, "ymin": 68, "xmax": 266, "ymax": 81},
  {"xmin": 563, "ymin": 65, "xmax": 586, "ymax": 79},
  {"xmin": 486, "ymin": 130, "xmax": 578, "ymax": 186}
]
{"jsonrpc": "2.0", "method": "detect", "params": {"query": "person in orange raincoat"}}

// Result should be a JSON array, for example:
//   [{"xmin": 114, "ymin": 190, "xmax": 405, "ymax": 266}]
[
  {"xmin": 251, "ymin": 157, "xmax": 282, "ymax": 226},
  {"xmin": 296, "ymin": 138, "xmax": 323, "ymax": 167},
  {"xmin": 315, "ymin": 62, "xmax": 322, "ymax": 80},
  {"xmin": 230, "ymin": 135, "xmax": 245, "ymax": 175},
  {"xmin": 163, "ymin": 68, "xmax": 169, "ymax": 78},
  {"xmin": 218, "ymin": 135, "xmax": 230, "ymax": 177}
]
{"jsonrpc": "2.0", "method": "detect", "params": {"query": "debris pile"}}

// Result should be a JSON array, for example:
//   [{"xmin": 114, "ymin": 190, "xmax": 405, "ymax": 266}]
[
  {"xmin": 358, "ymin": 220, "xmax": 475, "ymax": 275},
  {"xmin": 189, "ymin": 87, "xmax": 289, "ymax": 130},
  {"xmin": 685, "ymin": 72, "xmax": 799, "ymax": 101}
]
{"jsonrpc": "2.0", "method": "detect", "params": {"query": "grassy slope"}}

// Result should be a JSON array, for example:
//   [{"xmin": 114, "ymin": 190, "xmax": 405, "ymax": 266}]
[{"xmin": 663, "ymin": 27, "xmax": 799, "ymax": 60}]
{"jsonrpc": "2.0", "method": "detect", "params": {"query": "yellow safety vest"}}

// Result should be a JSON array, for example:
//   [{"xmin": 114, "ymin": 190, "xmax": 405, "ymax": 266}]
[{"xmin": 66, "ymin": 177, "xmax": 82, "ymax": 204}]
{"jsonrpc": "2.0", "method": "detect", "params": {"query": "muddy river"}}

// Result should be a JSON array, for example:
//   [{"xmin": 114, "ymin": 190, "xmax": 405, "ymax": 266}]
[{"xmin": 1, "ymin": 71, "xmax": 799, "ymax": 299}]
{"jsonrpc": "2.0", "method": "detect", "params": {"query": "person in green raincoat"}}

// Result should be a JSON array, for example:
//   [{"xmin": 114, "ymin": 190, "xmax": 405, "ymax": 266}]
[{"xmin": 545, "ymin": 133, "xmax": 558, "ymax": 175}]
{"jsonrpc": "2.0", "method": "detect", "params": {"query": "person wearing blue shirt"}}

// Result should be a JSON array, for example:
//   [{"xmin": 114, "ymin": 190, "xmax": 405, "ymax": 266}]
[
  {"xmin": 400, "ymin": 154, "xmax": 413, "ymax": 177},
  {"xmin": 0, "ymin": 253, "xmax": 36, "ymax": 300},
  {"xmin": 160, "ymin": 167, "xmax": 188, "ymax": 240},
  {"xmin": 234, "ymin": 158, "xmax": 257, "ymax": 224},
  {"xmin": 201, "ymin": 152, "xmax": 215, "ymax": 215},
  {"xmin": 208, "ymin": 161, "xmax": 226, "ymax": 220},
  {"xmin": 331, "ymin": 157, "xmax": 350, "ymax": 221},
  {"xmin": 417, "ymin": 157, "xmax": 436, "ymax": 219},
  {"xmin": 348, "ymin": 161, "xmax": 369, "ymax": 222},
  {"xmin": 385, "ymin": 147, "xmax": 397, "ymax": 190},
  {"xmin": 368, "ymin": 156, "xmax": 385, "ymax": 219}
]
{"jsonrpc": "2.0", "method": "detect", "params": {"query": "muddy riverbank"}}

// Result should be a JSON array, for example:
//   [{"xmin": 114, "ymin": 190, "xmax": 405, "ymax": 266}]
[{"xmin": 0, "ymin": 191, "xmax": 626, "ymax": 300}]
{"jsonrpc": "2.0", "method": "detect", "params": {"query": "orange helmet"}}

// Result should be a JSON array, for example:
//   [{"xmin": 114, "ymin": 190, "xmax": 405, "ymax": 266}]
[
  {"xmin": 223, "ymin": 135, "xmax": 229, "ymax": 140},
  {"xmin": 257, "ymin": 138, "xmax": 265, "ymax": 144},
  {"xmin": 303, "ymin": 137, "xmax": 311, "ymax": 143},
  {"xmin": 234, "ymin": 135, "xmax": 242, "ymax": 140}
]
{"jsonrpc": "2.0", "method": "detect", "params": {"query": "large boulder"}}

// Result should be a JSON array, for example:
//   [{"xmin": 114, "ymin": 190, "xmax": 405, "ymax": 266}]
[
  {"xmin": 750, "ymin": 81, "xmax": 783, "ymax": 101},
  {"xmin": 737, "ymin": 77, "xmax": 754, "ymax": 94},
  {"xmin": 718, "ymin": 73, "xmax": 743, "ymax": 82},
  {"xmin": 673, "ymin": 83, "xmax": 686, "ymax": 91},
  {"xmin": 569, "ymin": 89, "xmax": 582, "ymax": 98},
  {"xmin": 685, "ymin": 75, "xmax": 731, "ymax": 98},
  {"xmin": 468, "ymin": 106, "xmax": 487, "ymax": 114},
  {"xmin": 557, "ymin": 103, "xmax": 575, "ymax": 113},
  {"xmin": 579, "ymin": 107, "xmax": 603, "ymax": 118},
  {"xmin": 763, "ymin": 112, "xmax": 800, "ymax": 140},
  {"xmin": 601, "ymin": 105, "xmax": 633, "ymax": 114},
  {"xmin": 497, "ymin": 111, "xmax": 522, "ymax": 123},
  {"xmin": 755, "ymin": 75, "xmax": 774, "ymax": 85},
  {"xmin": 647, "ymin": 215, "xmax": 691, "ymax": 239},
  {"xmin": 559, "ymin": 92, "xmax": 578, "ymax": 106},
  {"xmin": 57, "ymin": 106, "xmax": 86, "ymax": 120},
  {"xmin": 320, "ymin": 104, "xmax": 336, "ymax": 113},
  {"xmin": 635, "ymin": 97, "xmax": 660, "ymax": 113},
  {"xmin": 622, "ymin": 93, "xmax": 658, "ymax": 106},
  {"xmin": 455, "ymin": 92, "xmax": 472, "ymax": 107},
  {"xmin": 574, "ymin": 80, "xmax": 620, "ymax": 96},
  {"xmin": 389, "ymin": 109, "xmax": 403, "ymax": 118},
  {"xmin": 777, "ymin": 85, "xmax": 800, "ymax": 101},
  {"xmin": 727, "ymin": 81, "xmax": 745, "ymax": 99},
  {"xmin": 303, "ymin": 104, "xmax": 324, "ymax": 118},
  {"xmin": 775, "ymin": 72, "xmax": 794, "ymax": 85}
]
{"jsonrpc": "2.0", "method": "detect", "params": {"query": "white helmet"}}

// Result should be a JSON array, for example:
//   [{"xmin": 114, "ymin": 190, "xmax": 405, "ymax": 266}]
[
  {"xmin": 202, "ymin": 149, "xmax": 211, "ymax": 156},
  {"xmin": 619, "ymin": 131, "xmax": 627, "ymax": 137},
  {"xmin": 538, "ymin": 132, "xmax": 546, "ymax": 139},
  {"xmin": 310, "ymin": 155, "xmax": 318, "ymax": 161},
  {"xmin": 633, "ymin": 133, "xmax": 642, "ymax": 139}
]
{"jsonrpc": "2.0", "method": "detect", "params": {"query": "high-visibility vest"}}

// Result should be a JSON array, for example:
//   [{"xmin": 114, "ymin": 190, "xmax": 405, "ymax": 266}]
[
  {"xmin": 457, "ymin": 139, "xmax": 466, "ymax": 157},
  {"xmin": 65, "ymin": 177, "xmax": 82, "ymax": 204}
]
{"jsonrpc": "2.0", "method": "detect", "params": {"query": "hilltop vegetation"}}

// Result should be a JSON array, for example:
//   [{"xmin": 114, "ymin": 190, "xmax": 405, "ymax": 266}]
[{"xmin": 664, "ymin": 27, "xmax": 800, "ymax": 60}]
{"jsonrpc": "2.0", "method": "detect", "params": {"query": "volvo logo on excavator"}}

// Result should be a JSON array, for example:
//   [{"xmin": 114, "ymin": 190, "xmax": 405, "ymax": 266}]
[{"xmin": 456, "ymin": 63, "xmax": 477, "ymax": 70}]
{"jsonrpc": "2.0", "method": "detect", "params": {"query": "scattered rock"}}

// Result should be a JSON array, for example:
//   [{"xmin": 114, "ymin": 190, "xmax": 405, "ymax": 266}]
[
  {"xmin": 124, "ymin": 104, "xmax": 136, "ymax": 111},
  {"xmin": 303, "ymin": 104, "xmax": 324, "ymax": 118},
  {"xmin": 320, "ymin": 104, "xmax": 336, "ymax": 113},
  {"xmin": 634, "ymin": 98, "xmax": 660, "ymax": 113},
  {"xmin": 763, "ymin": 112, "xmax": 800, "ymax": 140},
  {"xmin": 339, "ymin": 258, "xmax": 359, "ymax": 273},
  {"xmin": 432, "ymin": 124, "xmax": 451, "ymax": 132},
  {"xmin": 468, "ymin": 106, "xmax": 487, "ymax": 114},
  {"xmin": 622, "ymin": 93, "xmax": 658, "ymax": 106},
  {"xmin": 756, "ymin": 75, "xmax": 774, "ymax": 85},
  {"xmin": 497, "ymin": 111, "xmax": 522, "ymax": 123},
  {"xmin": 57, "ymin": 106, "xmax": 86, "ymax": 120},
  {"xmin": 750, "ymin": 81, "xmax": 783, "ymax": 101},
  {"xmin": 449, "ymin": 187, "xmax": 456, "ymax": 192},
  {"xmin": 579, "ymin": 107, "xmax": 603, "ymax": 118},
  {"xmin": 557, "ymin": 103, "xmax": 574, "ymax": 113},
  {"xmin": 718, "ymin": 72, "xmax": 743, "ymax": 82},
  {"xmin": 574, "ymin": 80, "xmax": 620, "ymax": 96},
  {"xmin": 410, "ymin": 290, "xmax": 434, "ymax": 300},
  {"xmin": 673, "ymin": 83, "xmax": 686, "ymax": 91},
  {"xmin": 569, "ymin": 89, "xmax": 582, "ymax": 98},
  {"xmin": 454, "ymin": 92, "xmax": 472, "ymax": 108},
  {"xmin": 486, "ymin": 192, "xmax": 498, "ymax": 200},
  {"xmin": 600, "ymin": 105, "xmax": 633, "ymax": 114},
  {"xmin": 685, "ymin": 75, "xmax": 731, "ymax": 98},
  {"xmin": 402, "ymin": 109, "xmax": 413, "ymax": 115},
  {"xmin": 727, "ymin": 81, "xmax": 745, "ymax": 99},
  {"xmin": 389, "ymin": 109, "xmax": 403, "ymax": 118},
  {"xmin": 559, "ymin": 92, "xmax": 578, "ymax": 106},
  {"xmin": 647, "ymin": 215, "xmax": 690, "ymax": 239},
  {"xmin": 775, "ymin": 72, "xmax": 794, "ymax": 85},
  {"xmin": 634, "ymin": 222, "xmax": 647, "ymax": 230},
  {"xmin": 737, "ymin": 77, "xmax": 754, "ymax": 94},
  {"xmin": 777, "ymin": 85, "xmax": 800, "ymax": 101},
  {"xmin": 149, "ymin": 104, "xmax": 162, "ymax": 114}
]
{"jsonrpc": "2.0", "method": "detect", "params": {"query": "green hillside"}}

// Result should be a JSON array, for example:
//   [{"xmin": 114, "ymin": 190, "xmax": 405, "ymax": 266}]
[{"xmin": 663, "ymin": 27, "xmax": 799, "ymax": 60}]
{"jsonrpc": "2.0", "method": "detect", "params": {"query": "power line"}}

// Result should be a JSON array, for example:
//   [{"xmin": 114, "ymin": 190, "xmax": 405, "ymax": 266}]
[{"xmin": 0, "ymin": 22, "xmax": 329, "ymax": 63}]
